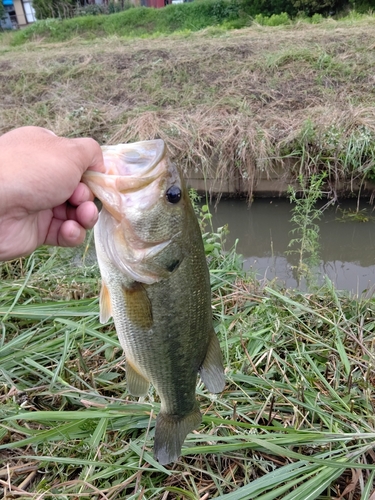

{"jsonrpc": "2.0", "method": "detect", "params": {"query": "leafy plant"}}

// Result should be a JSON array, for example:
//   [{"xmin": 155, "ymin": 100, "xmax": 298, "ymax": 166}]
[
  {"xmin": 32, "ymin": 0, "xmax": 75, "ymax": 19},
  {"xmin": 75, "ymin": 0, "xmax": 133, "ymax": 17},
  {"xmin": 0, "ymin": 2, "xmax": 5, "ymax": 21},
  {"xmin": 189, "ymin": 191, "xmax": 243, "ymax": 272},
  {"xmin": 348, "ymin": 0, "xmax": 375, "ymax": 13},
  {"xmin": 336, "ymin": 207, "xmax": 375, "ymax": 222},
  {"xmin": 286, "ymin": 173, "xmax": 326, "ymax": 287},
  {"xmin": 254, "ymin": 11, "xmax": 291, "ymax": 25},
  {"xmin": 291, "ymin": 0, "xmax": 337, "ymax": 15}
]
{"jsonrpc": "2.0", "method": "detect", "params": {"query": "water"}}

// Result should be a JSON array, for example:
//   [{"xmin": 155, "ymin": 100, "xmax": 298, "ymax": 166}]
[{"xmin": 210, "ymin": 198, "xmax": 375, "ymax": 295}]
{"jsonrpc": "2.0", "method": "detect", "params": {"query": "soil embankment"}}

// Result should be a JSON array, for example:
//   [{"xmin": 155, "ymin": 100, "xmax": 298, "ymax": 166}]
[{"xmin": 1, "ymin": 18, "xmax": 375, "ymax": 198}]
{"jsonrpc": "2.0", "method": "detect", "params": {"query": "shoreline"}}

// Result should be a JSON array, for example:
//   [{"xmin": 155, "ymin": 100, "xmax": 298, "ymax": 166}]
[{"xmin": 187, "ymin": 165, "xmax": 375, "ymax": 199}]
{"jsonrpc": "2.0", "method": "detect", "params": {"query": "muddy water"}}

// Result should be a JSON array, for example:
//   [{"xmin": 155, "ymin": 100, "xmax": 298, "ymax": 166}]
[{"xmin": 210, "ymin": 198, "xmax": 375, "ymax": 295}]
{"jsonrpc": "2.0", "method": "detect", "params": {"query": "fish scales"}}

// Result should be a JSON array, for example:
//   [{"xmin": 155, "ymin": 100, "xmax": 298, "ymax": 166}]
[{"xmin": 82, "ymin": 139, "xmax": 225, "ymax": 465}]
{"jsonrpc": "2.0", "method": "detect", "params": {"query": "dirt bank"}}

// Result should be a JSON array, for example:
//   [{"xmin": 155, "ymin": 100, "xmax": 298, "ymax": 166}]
[{"xmin": 1, "ymin": 17, "xmax": 375, "ymax": 199}]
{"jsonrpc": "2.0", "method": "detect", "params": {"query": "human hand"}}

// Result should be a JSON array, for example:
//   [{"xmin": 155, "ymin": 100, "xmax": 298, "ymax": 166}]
[{"xmin": 0, "ymin": 126, "xmax": 105, "ymax": 261}]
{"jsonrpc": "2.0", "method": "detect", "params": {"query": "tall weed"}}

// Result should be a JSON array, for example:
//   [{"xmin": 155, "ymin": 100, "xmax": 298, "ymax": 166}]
[{"xmin": 286, "ymin": 173, "xmax": 326, "ymax": 288}]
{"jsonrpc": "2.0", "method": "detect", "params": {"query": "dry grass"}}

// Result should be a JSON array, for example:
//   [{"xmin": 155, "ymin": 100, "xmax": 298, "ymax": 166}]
[{"xmin": 2, "ymin": 19, "xmax": 375, "ymax": 197}]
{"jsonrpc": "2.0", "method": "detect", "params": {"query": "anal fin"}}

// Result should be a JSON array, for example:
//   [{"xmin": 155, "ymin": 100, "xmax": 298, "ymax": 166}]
[
  {"xmin": 126, "ymin": 360, "xmax": 150, "ymax": 396},
  {"xmin": 154, "ymin": 404, "xmax": 201, "ymax": 465},
  {"xmin": 199, "ymin": 331, "xmax": 225, "ymax": 393}
]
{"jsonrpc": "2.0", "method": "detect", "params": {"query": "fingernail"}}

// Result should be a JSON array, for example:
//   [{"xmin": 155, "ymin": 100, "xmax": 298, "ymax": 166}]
[{"xmin": 70, "ymin": 225, "xmax": 82, "ymax": 240}]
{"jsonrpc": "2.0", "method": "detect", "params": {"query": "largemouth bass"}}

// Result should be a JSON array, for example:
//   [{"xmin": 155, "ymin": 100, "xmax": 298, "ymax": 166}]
[{"xmin": 82, "ymin": 139, "xmax": 225, "ymax": 465}]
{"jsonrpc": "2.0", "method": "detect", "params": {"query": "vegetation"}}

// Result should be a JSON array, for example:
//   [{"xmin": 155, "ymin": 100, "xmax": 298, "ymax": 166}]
[
  {"xmin": 75, "ymin": 1, "xmax": 134, "ymax": 17},
  {"xmin": 7, "ymin": 0, "xmax": 375, "ymax": 39},
  {"xmin": 32, "ymin": 0, "xmax": 75, "ymax": 21},
  {"xmin": 9, "ymin": 0, "xmax": 272, "ymax": 42},
  {"xmin": 25, "ymin": 0, "xmax": 375, "ymax": 22},
  {"xmin": 1, "ymin": 213, "xmax": 375, "ymax": 498},
  {"xmin": 286, "ymin": 174, "xmax": 326, "ymax": 287},
  {"xmin": 32, "ymin": 0, "xmax": 134, "ymax": 19}
]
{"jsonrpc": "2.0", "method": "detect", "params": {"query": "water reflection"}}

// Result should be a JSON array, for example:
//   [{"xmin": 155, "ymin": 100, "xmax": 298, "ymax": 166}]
[{"xmin": 210, "ymin": 198, "xmax": 375, "ymax": 294}]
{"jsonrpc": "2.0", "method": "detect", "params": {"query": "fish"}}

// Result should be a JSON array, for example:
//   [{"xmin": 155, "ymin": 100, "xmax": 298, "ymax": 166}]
[{"xmin": 82, "ymin": 139, "xmax": 225, "ymax": 465}]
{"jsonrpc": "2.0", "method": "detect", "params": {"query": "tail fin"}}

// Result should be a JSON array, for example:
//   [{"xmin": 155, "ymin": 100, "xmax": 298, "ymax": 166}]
[{"xmin": 154, "ymin": 405, "xmax": 201, "ymax": 465}]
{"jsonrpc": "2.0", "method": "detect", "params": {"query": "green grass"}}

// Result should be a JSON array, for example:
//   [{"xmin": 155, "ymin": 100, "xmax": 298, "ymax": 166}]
[
  {"xmin": 9, "ymin": 0, "xmax": 257, "ymax": 45},
  {"xmin": 6, "ymin": 5, "xmax": 374, "ymax": 46},
  {"xmin": 1, "ymin": 224, "xmax": 375, "ymax": 498}
]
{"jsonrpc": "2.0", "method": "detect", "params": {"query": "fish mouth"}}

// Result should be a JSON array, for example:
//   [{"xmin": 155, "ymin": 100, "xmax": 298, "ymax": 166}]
[
  {"xmin": 82, "ymin": 139, "xmax": 167, "ymax": 194},
  {"xmin": 82, "ymin": 139, "xmax": 169, "ymax": 223},
  {"xmin": 103, "ymin": 139, "xmax": 165, "ymax": 176}
]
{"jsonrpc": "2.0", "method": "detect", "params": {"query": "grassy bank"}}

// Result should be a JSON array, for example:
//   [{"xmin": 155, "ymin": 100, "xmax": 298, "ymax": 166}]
[
  {"xmin": 1, "ymin": 221, "xmax": 375, "ymax": 498},
  {"xmin": 8, "ymin": 0, "xmax": 259, "ymax": 44},
  {"xmin": 5, "ymin": 3, "xmax": 325, "ymax": 45},
  {"xmin": 2, "ymin": 16, "xmax": 375, "ymax": 198}
]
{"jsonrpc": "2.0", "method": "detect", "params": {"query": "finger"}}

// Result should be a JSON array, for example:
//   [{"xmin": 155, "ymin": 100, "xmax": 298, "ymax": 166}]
[
  {"xmin": 58, "ymin": 220, "xmax": 86, "ymax": 247},
  {"xmin": 69, "ymin": 182, "xmax": 94, "ymax": 206},
  {"xmin": 43, "ymin": 218, "xmax": 82, "ymax": 247},
  {"xmin": 52, "ymin": 201, "xmax": 99, "ymax": 229},
  {"xmin": 70, "ymin": 137, "xmax": 106, "ymax": 174},
  {"xmin": 76, "ymin": 201, "xmax": 99, "ymax": 230},
  {"xmin": 52, "ymin": 203, "xmax": 69, "ymax": 222}
]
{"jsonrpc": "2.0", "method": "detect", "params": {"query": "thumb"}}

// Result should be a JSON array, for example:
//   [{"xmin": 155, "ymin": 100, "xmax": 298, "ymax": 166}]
[{"xmin": 69, "ymin": 137, "xmax": 106, "ymax": 174}]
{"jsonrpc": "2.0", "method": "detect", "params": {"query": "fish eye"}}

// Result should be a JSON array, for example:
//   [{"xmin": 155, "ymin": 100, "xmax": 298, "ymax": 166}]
[{"xmin": 166, "ymin": 186, "xmax": 181, "ymax": 204}]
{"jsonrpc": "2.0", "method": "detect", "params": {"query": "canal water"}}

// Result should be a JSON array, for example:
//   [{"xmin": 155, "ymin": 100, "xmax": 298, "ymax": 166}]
[{"xmin": 210, "ymin": 198, "xmax": 375, "ymax": 295}]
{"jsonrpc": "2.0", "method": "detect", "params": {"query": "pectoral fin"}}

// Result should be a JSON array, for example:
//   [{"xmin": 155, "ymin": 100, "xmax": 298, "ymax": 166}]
[
  {"xmin": 126, "ymin": 360, "xmax": 150, "ymax": 396},
  {"xmin": 123, "ymin": 283, "xmax": 153, "ymax": 330},
  {"xmin": 199, "ymin": 331, "xmax": 225, "ymax": 393},
  {"xmin": 99, "ymin": 282, "xmax": 112, "ymax": 324}
]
